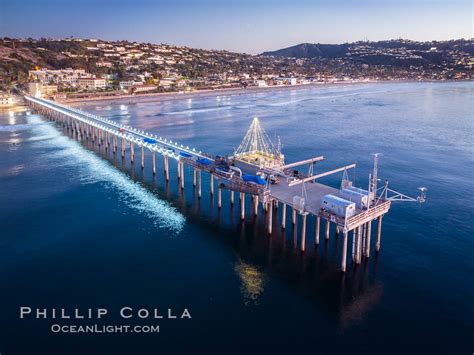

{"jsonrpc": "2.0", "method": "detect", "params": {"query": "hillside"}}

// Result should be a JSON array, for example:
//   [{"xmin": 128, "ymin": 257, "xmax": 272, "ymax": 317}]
[
  {"xmin": 261, "ymin": 39, "xmax": 474, "ymax": 67},
  {"xmin": 0, "ymin": 37, "xmax": 472, "ymax": 92}
]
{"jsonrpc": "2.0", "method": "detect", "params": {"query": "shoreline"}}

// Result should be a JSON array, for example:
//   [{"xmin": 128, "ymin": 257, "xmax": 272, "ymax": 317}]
[{"xmin": 60, "ymin": 79, "xmax": 470, "ymax": 106}]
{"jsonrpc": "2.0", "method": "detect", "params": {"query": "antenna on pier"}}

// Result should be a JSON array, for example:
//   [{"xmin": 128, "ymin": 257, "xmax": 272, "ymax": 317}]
[{"xmin": 370, "ymin": 153, "xmax": 381, "ymax": 205}]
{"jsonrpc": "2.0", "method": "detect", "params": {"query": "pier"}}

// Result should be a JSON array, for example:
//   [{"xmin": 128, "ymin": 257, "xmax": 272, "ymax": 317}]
[{"xmin": 25, "ymin": 95, "xmax": 425, "ymax": 272}]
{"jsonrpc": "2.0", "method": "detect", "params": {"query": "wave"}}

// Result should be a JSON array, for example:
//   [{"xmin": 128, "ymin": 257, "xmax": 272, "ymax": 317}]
[
  {"xmin": 160, "ymin": 106, "xmax": 232, "ymax": 115},
  {"xmin": 27, "ymin": 114, "xmax": 185, "ymax": 233}
]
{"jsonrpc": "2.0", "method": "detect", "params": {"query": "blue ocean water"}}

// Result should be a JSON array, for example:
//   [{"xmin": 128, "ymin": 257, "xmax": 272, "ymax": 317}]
[{"xmin": 0, "ymin": 82, "xmax": 472, "ymax": 354}]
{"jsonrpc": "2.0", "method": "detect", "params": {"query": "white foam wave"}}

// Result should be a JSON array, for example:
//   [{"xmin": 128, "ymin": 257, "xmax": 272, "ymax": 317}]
[{"xmin": 27, "ymin": 115, "xmax": 185, "ymax": 233}]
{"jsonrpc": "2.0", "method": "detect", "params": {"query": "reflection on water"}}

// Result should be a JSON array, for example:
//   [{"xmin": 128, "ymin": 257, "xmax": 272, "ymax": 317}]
[{"xmin": 234, "ymin": 259, "xmax": 265, "ymax": 306}]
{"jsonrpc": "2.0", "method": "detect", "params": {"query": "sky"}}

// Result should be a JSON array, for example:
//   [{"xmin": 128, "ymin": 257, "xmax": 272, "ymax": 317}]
[{"xmin": 0, "ymin": 0, "xmax": 472, "ymax": 54}]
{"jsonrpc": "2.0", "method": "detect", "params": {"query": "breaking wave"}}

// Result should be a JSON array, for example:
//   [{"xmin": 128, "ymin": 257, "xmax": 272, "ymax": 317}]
[{"xmin": 27, "ymin": 114, "xmax": 185, "ymax": 233}]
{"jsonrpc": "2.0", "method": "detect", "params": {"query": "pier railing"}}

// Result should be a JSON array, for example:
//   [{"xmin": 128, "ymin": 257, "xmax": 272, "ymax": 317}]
[{"xmin": 345, "ymin": 201, "xmax": 391, "ymax": 231}]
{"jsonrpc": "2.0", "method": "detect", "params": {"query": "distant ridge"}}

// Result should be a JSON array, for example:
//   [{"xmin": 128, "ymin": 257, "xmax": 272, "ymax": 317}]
[
  {"xmin": 260, "ymin": 39, "xmax": 474, "ymax": 60},
  {"xmin": 261, "ymin": 43, "xmax": 350, "ymax": 58}
]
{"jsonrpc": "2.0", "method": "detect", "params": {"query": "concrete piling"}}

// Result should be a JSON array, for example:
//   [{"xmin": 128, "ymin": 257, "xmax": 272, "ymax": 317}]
[
  {"xmin": 198, "ymin": 170, "xmax": 202, "ymax": 198},
  {"xmin": 152, "ymin": 152, "xmax": 156, "ymax": 175},
  {"xmin": 281, "ymin": 203, "xmax": 286, "ymax": 229},
  {"xmin": 301, "ymin": 214, "xmax": 307, "ymax": 251},
  {"xmin": 325, "ymin": 220, "xmax": 330, "ymax": 240},
  {"xmin": 315, "ymin": 216, "xmax": 320, "ymax": 245},
  {"xmin": 267, "ymin": 199, "xmax": 273, "ymax": 234},
  {"xmin": 376, "ymin": 216, "xmax": 383, "ymax": 252},
  {"xmin": 164, "ymin": 156, "xmax": 169, "ymax": 182},
  {"xmin": 365, "ymin": 221, "xmax": 372, "ymax": 258},
  {"xmin": 341, "ymin": 231, "xmax": 348, "ymax": 272}
]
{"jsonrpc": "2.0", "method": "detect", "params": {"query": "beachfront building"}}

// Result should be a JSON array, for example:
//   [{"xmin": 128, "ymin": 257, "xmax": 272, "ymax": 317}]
[
  {"xmin": 28, "ymin": 83, "xmax": 58, "ymax": 98},
  {"xmin": 130, "ymin": 84, "xmax": 158, "ymax": 94},
  {"xmin": 77, "ymin": 78, "xmax": 107, "ymax": 90},
  {"xmin": 28, "ymin": 68, "xmax": 87, "ymax": 84},
  {"xmin": 159, "ymin": 77, "xmax": 176, "ymax": 88},
  {"xmin": 119, "ymin": 80, "xmax": 143, "ymax": 91}
]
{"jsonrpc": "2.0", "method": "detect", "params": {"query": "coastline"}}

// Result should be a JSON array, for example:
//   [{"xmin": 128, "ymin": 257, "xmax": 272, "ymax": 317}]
[
  {"xmin": 60, "ymin": 79, "xmax": 470, "ymax": 106},
  {"xmin": 61, "ymin": 80, "xmax": 380, "ymax": 106}
]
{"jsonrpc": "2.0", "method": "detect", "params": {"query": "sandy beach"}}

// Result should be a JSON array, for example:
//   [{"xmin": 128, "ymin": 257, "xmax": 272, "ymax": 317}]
[{"xmin": 62, "ymin": 80, "xmax": 383, "ymax": 106}]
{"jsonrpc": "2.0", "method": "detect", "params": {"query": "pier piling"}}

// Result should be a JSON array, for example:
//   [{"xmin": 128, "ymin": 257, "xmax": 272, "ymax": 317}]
[
  {"xmin": 198, "ymin": 170, "xmax": 202, "ymax": 198},
  {"xmin": 365, "ymin": 221, "xmax": 372, "ymax": 257},
  {"xmin": 376, "ymin": 216, "xmax": 383, "ymax": 252},
  {"xmin": 301, "ymin": 214, "xmax": 307, "ymax": 251},
  {"xmin": 240, "ymin": 193, "xmax": 245, "ymax": 221},
  {"xmin": 315, "ymin": 216, "xmax": 320, "ymax": 245},
  {"xmin": 341, "ymin": 232, "xmax": 348, "ymax": 272},
  {"xmin": 267, "ymin": 200, "xmax": 273, "ymax": 234},
  {"xmin": 164, "ymin": 156, "xmax": 169, "ymax": 182},
  {"xmin": 281, "ymin": 203, "xmax": 286, "ymax": 229}
]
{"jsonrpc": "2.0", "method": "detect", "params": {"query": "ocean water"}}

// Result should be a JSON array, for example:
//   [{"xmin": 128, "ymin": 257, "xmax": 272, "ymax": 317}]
[{"xmin": 0, "ymin": 82, "xmax": 472, "ymax": 354}]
